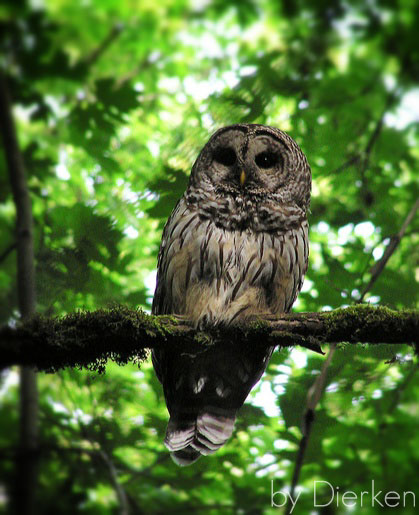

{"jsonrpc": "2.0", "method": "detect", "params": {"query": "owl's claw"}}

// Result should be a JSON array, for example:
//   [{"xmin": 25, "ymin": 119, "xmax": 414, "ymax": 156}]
[
  {"xmin": 171, "ymin": 314, "xmax": 192, "ymax": 324},
  {"xmin": 258, "ymin": 313, "xmax": 281, "ymax": 322}
]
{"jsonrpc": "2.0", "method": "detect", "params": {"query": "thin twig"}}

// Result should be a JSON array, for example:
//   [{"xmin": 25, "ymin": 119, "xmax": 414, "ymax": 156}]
[
  {"xmin": 286, "ymin": 344, "xmax": 336, "ymax": 515},
  {"xmin": 362, "ymin": 95, "xmax": 395, "ymax": 167},
  {"xmin": 99, "ymin": 450, "xmax": 130, "ymax": 515},
  {"xmin": 114, "ymin": 57, "xmax": 152, "ymax": 90},
  {"xmin": 0, "ymin": 241, "xmax": 17, "ymax": 264},
  {"xmin": 82, "ymin": 23, "xmax": 124, "ymax": 68},
  {"xmin": 358, "ymin": 197, "xmax": 419, "ymax": 302},
  {"xmin": 327, "ymin": 96, "xmax": 394, "ymax": 177},
  {"xmin": 328, "ymin": 154, "xmax": 360, "ymax": 175}
]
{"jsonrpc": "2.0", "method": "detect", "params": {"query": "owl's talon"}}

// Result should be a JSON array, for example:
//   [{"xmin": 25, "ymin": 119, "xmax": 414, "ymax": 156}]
[{"xmin": 171, "ymin": 314, "xmax": 192, "ymax": 325}]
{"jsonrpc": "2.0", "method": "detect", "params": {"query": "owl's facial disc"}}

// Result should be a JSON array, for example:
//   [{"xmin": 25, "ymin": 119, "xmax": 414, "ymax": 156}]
[
  {"xmin": 208, "ymin": 131, "xmax": 289, "ymax": 194},
  {"xmin": 187, "ymin": 124, "xmax": 311, "ymax": 226}
]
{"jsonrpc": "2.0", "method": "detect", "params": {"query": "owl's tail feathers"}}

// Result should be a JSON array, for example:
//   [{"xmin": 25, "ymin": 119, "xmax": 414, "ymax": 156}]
[{"xmin": 165, "ymin": 411, "xmax": 236, "ymax": 466}]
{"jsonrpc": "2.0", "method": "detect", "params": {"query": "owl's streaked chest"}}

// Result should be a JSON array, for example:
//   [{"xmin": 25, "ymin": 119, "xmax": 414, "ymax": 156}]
[{"xmin": 155, "ymin": 198, "xmax": 308, "ymax": 326}]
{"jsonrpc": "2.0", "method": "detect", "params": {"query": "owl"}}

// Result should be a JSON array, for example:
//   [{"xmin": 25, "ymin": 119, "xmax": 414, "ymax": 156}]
[{"xmin": 152, "ymin": 124, "xmax": 311, "ymax": 466}]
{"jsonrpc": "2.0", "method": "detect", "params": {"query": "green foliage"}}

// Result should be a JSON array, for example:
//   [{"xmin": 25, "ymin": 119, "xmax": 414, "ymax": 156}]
[{"xmin": 0, "ymin": 0, "xmax": 418, "ymax": 513}]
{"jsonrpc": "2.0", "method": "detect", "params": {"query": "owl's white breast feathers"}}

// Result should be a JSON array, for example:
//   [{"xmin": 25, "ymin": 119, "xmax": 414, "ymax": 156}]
[{"xmin": 153, "ymin": 197, "xmax": 309, "ymax": 326}]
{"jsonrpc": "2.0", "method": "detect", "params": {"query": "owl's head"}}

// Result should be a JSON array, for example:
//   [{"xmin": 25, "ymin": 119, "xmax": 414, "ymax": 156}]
[{"xmin": 189, "ymin": 124, "xmax": 311, "ymax": 214}]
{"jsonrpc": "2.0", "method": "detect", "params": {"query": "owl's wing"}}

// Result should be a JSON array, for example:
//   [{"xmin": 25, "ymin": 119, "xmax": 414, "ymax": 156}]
[
  {"xmin": 151, "ymin": 196, "xmax": 201, "ymax": 388},
  {"xmin": 152, "ymin": 197, "xmax": 188, "ymax": 317}
]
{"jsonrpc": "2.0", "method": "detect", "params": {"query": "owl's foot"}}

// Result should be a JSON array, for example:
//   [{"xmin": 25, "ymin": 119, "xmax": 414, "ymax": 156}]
[{"xmin": 171, "ymin": 314, "xmax": 195, "ymax": 326}]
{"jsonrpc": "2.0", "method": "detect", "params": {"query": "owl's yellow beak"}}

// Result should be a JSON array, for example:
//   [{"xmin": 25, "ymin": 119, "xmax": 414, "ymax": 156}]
[{"xmin": 240, "ymin": 170, "xmax": 246, "ymax": 187}]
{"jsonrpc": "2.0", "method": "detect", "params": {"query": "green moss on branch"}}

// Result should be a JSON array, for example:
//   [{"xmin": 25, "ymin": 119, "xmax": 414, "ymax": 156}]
[{"xmin": 0, "ymin": 305, "xmax": 417, "ymax": 372}]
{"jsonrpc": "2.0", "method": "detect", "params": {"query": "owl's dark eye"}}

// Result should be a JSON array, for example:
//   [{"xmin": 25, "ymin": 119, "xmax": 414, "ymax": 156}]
[
  {"xmin": 255, "ymin": 151, "xmax": 281, "ymax": 169},
  {"xmin": 213, "ymin": 147, "xmax": 237, "ymax": 167}
]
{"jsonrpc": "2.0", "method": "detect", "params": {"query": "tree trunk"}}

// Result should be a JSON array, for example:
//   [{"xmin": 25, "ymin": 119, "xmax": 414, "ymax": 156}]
[{"xmin": 0, "ymin": 73, "xmax": 38, "ymax": 515}]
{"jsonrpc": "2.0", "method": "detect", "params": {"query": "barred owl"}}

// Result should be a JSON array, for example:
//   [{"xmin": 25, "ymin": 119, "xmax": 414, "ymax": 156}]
[{"xmin": 152, "ymin": 124, "xmax": 311, "ymax": 466}]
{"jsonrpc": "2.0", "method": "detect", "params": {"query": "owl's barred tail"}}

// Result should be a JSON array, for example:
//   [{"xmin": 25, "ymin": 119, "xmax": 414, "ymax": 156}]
[
  {"xmin": 165, "ymin": 410, "xmax": 236, "ymax": 466},
  {"xmin": 152, "ymin": 344, "xmax": 274, "ymax": 466}
]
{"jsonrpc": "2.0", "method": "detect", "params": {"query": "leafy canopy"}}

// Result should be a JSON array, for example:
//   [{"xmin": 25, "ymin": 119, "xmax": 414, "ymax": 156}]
[{"xmin": 0, "ymin": 0, "xmax": 418, "ymax": 513}]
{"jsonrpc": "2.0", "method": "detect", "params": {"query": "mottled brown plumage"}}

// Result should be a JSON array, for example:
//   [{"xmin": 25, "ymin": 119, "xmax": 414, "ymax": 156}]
[{"xmin": 152, "ymin": 124, "xmax": 311, "ymax": 465}]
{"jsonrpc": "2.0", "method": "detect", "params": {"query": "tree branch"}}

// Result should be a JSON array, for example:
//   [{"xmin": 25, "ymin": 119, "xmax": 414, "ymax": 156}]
[{"xmin": 0, "ymin": 305, "xmax": 416, "ymax": 372}]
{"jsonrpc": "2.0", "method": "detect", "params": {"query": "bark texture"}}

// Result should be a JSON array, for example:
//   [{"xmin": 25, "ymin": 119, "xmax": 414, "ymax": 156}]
[
  {"xmin": 0, "ymin": 72, "xmax": 38, "ymax": 515},
  {"xmin": 0, "ymin": 305, "xmax": 417, "ymax": 372}
]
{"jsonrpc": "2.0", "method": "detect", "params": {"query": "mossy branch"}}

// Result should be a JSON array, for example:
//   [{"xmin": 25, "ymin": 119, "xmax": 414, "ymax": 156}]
[{"xmin": 0, "ymin": 305, "xmax": 417, "ymax": 373}]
